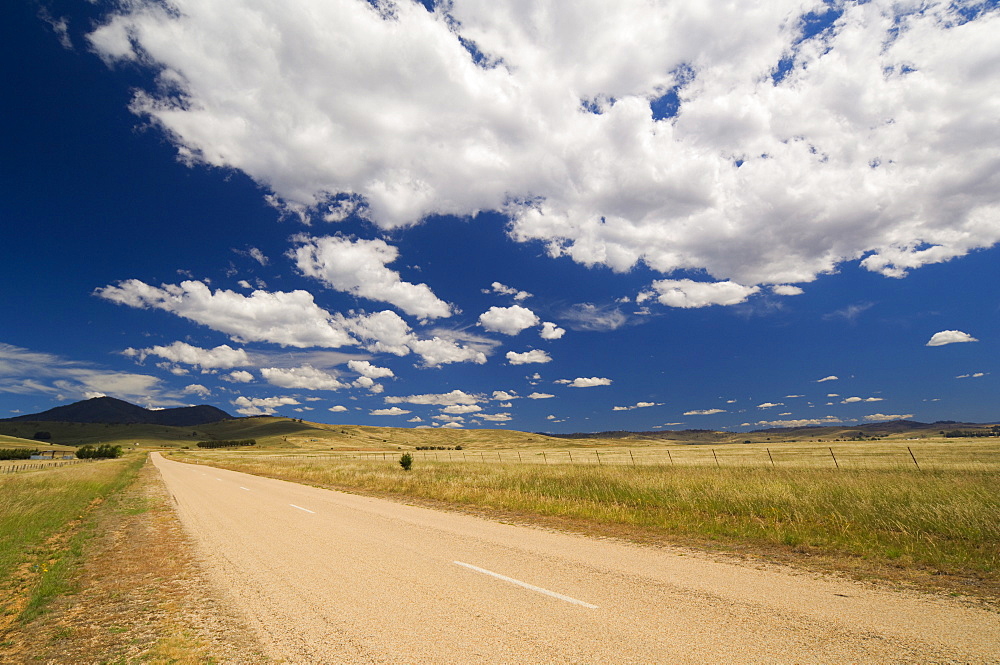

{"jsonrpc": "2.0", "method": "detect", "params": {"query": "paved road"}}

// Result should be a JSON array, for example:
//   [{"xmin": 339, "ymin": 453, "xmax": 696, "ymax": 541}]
[{"xmin": 151, "ymin": 453, "xmax": 1000, "ymax": 663}]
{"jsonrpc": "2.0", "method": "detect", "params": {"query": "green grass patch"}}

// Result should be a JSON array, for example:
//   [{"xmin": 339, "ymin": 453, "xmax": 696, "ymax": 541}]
[
  {"xmin": 0, "ymin": 455, "xmax": 145, "ymax": 625},
  {"xmin": 182, "ymin": 454, "xmax": 1000, "ymax": 583}
]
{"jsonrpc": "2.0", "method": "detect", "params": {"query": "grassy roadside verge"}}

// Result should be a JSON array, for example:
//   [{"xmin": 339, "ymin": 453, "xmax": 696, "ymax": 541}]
[
  {"xmin": 173, "ymin": 453, "xmax": 1000, "ymax": 602},
  {"xmin": 0, "ymin": 456, "xmax": 144, "ymax": 635},
  {"xmin": 1, "ymin": 455, "xmax": 269, "ymax": 664}
]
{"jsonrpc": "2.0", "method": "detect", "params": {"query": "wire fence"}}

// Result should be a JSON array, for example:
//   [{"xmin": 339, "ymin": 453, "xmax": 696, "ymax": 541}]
[
  {"xmin": 235, "ymin": 442, "xmax": 1000, "ymax": 472},
  {"xmin": 0, "ymin": 458, "xmax": 88, "ymax": 474}
]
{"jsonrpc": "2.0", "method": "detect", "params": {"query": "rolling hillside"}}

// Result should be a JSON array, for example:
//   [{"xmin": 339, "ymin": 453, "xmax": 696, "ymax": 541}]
[
  {"xmin": 0, "ymin": 416, "xmax": 576, "ymax": 450},
  {"xmin": 1, "ymin": 396, "xmax": 231, "ymax": 427},
  {"xmin": 0, "ymin": 433, "xmax": 76, "ymax": 450},
  {"xmin": 0, "ymin": 411, "xmax": 996, "ymax": 451}
]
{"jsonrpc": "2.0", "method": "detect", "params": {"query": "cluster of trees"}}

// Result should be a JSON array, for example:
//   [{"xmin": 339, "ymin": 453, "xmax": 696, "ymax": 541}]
[
  {"xmin": 943, "ymin": 427, "xmax": 1000, "ymax": 438},
  {"xmin": 414, "ymin": 445, "xmax": 462, "ymax": 450},
  {"xmin": 76, "ymin": 444, "xmax": 123, "ymax": 459},
  {"xmin": 196, "ymin": 439, "xmax": 257, "ymax": 448},
  {"xmin": 0, "ymin": 448, "xmax": 37, "ymax": 460}
]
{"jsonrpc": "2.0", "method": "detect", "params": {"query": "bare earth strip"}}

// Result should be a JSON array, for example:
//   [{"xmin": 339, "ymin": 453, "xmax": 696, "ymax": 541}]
[{"xmin": 151, "ymin": 453, "xmax": 1000, "ymax": 664}]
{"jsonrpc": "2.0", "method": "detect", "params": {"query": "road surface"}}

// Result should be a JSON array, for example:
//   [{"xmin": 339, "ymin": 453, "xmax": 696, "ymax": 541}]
[{"xmin": 151, "ymin": 453, "xmax": 999, "ymax": 663}]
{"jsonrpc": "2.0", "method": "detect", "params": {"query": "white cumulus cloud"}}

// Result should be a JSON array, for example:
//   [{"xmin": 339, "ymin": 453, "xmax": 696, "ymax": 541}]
[
  {"xmin": 86, "ymin": 1, "xmax": 1000, "ymax": 291},
  {"xmin": 490, "ymin": 282, "xmax": 531, "ymax": 301},
  {"xmin": 756, "ymin": 416, "xmax": 843, "ymax": 427},
  {"xmin": 613, "ymin": 401, "xmax": 659, "ymax": 411},
  {"xmin": 232, "ymin": 395, "xmax": 300, "ymax": 416},
  {"xmin": 441, "ymin": 404, "xmax": 482, "ymax": 415},
  {"xmin": 506, "ymin": 349, "xmax": 552, "ymax": 365},
  {"xmin": 347, "ymin": 360, "xmax": 394, "ymax": 379},
  {"xmin": 555, "ymin": 377, "xmax": 612, "ymax": 388},
  {"xmin": 222, "ymin": 370, "xmax": 254, "ymax": 383},
  {"xmin": 182, "ymin": 384, "xmax": 210, "ymax": 397},
  {"xmin": 926, "ymin": 330, "xmax": 979, "ymax": 347},
  {"xmin": 478, "ymin": 305, "xmax": 540, "ymax": 335},
  {"xmin": 292, "ymin": 235, "xmax": 452, "ymax": 320},
  {"xmin": 842, "ymin": 396, "xmax": 884, "ymax": 404},
  {"xmin": 649, "ymin": 279, "xmax": 760, "ymax": 308},
  {"xmin": 539, "ymin": 321, "xmax": 566, "ymax": 340},
  {"xmin": 684, "ymin": 408, "xmax": 726, "ymax": 416},
  {"xmin": 124, "ymin": 341, "xmax": 251, "ymax": 369},
  {"xmin": 371, "ymin": 406, "xmax": 410, "ymax": 416},
  {"xmin": 479, "ymin": 412, "xmax": 513, "ymax": 422},
  {"xmin": 339, "ymin": 310, "xmax": 490, "ymax": 367},
  {"xmin": 863, "ymin": 413, "xmax": 914, "ymax": 421},
  {"xmin": 98, "ymin": 280, "xmax": 355, "ymax": 349},
  {"xmin": 385, "ymin": 389, "xmax": 481, "ymax": 406},
  {"xmin": 260, "ymin": 365, "xmax": 349, "ymax": 391}
]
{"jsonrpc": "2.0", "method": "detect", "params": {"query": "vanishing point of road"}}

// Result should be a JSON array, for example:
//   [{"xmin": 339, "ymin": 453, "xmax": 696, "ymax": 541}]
[{"xmin": 151, "ymin": 453, "xmax": 999, "ymax": 663}]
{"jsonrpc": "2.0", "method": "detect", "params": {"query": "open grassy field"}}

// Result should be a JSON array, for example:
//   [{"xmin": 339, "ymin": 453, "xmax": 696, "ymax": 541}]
[
  {"xmin": 173, "ymin": 438, "xmax": 1000, "ymax": 599},
  {"xmin": 192, "ymin": 437, "xmax": 1000, "ymax": 471},
  {"xmin": 0, "ymin": 434, "xmax": 75, "ymax": 451}
]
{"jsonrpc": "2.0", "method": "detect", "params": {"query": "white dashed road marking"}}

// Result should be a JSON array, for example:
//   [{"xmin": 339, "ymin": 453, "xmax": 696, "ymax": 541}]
[{"xmin": 453, "ymin": 561, "xmax": 598, "ymax": 609}]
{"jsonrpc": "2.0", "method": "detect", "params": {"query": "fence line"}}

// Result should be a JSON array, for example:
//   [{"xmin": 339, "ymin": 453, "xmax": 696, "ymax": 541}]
[
  {"xmin": 234, "ymin": 444, "xmax": 999, "ymax": 471},
  {"xmin": 0, "ymin": 459, "xmax": 88, "ymax": 474}
]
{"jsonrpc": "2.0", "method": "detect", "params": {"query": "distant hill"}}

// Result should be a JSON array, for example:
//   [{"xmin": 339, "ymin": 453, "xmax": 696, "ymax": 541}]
[
  {"xmin": 544, "ymin": 419, "xmax": 999, "ymax": 443},
  {"xmin": 1, "ymin": 396, "xmax": 232, "ymax": 427}
]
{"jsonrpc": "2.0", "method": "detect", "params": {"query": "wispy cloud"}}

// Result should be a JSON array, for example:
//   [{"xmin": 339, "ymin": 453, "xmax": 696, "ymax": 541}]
[
  {"xmin": 823, "ymin": 302, "xmax": 874, "ymax": 322},
  {"xmin": 0, "ymin": 343, "xmax": 170, "ymax": 406}
]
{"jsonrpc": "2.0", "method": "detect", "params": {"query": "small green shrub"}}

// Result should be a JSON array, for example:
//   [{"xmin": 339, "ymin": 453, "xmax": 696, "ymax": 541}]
[
  {"xmin": 75, "ymin": 444, "xmax": 123, "ymax": 459},
  {"xmin": 196, "ymin": 439, "xmax": 256, "ymax": 449},
  {"xmin": 0, "ymin": 449, "xmax": 36, "ymax": 460},
  {"xmin": 399, "ymin": 453, "xmax": 413, "ymax": 471}
]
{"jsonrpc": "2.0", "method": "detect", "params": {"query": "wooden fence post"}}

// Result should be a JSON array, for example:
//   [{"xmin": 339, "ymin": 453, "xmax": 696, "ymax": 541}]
[
  {"xmin": 712, "ymin": 449, "xmax": 719, "ymax": 467},
  {"xmin": 907, "ymin": 446, "xmax": 921, "ymax": 471},
  {"xmin": 829, "ymin": 447, "xmax": 839, "ymax": 470},
  {"xmin": 629, "ymin": 450, "xmax": 636, "ymax": 466},
  {"xmin": 767, "ymin": 448, "xmax": 775, "ymax": 467}
]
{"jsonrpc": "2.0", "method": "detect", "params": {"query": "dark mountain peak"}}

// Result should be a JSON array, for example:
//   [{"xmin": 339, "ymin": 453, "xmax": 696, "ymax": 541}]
[{"xmin": 3, "ymin": 396, "xmax": 232, "ymax": 427}]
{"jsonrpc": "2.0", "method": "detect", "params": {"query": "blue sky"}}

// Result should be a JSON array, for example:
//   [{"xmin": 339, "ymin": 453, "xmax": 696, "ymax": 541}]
[{"xmin": 2, "ymin": 0, "xmax": 997, "ymax": 432}]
